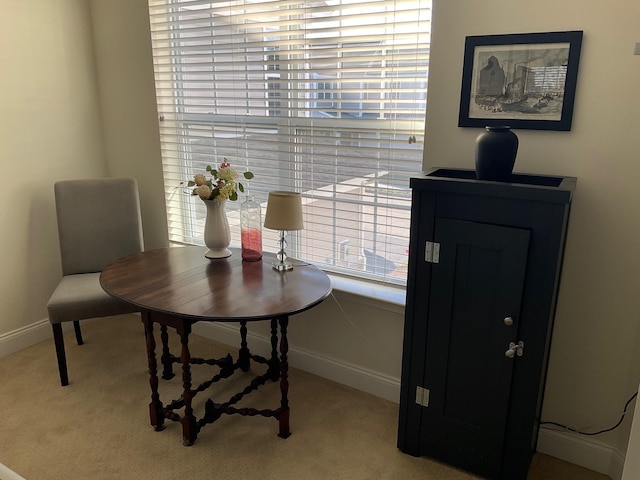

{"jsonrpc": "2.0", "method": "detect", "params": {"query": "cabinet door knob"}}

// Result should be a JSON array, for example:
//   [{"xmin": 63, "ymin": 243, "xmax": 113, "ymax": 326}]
[{"xmin": 504, "ymin": 316, "xmax": 514, "ymax": 326}]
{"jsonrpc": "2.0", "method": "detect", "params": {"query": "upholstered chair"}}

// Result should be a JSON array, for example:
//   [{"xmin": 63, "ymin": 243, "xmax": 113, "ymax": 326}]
[{"xmin": 46, "ymin": 178, "xmax": 144, "ymax": 386}]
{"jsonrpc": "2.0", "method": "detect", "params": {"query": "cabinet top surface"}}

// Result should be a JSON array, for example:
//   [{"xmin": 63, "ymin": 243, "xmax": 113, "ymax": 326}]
[{"xmin": 412, "ymin": 168, "xmax": 576, "ymax": 203}]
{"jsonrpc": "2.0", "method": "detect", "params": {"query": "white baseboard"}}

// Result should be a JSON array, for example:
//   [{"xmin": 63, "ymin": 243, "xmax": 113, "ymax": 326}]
[
  {"xmin": 192, "ymin": 321, "xmax": 402, "ymax": 404},
  {"xmin": 197, "ymin": 322, "xmax": 629, "ymax": 478},
  {"xmin": 0, "ymin": 319, "xmax": 52, "ymax": 359},
  {"xmin": 0, "ymin": 318, "xmax": 628, "ymax": 478},
  {"xmin": 610, "ymin": 447, "xmax": 626, "ymax": 480},
  {"xmin": 537, "ymin": 427, "xmax": 625, "ymax": 479},
  {"xmin": 0, "ymin": 462, "xmax": 27, "ymax": 480},
  {"xmin": 0, "ymin": 318, "xmax": 94, "ymax": 360}
]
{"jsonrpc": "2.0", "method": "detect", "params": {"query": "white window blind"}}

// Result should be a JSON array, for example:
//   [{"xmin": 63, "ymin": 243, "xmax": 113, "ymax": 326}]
[{"xmin": 147, "ymin": 0, "xmax": 431, "ymax": 285}]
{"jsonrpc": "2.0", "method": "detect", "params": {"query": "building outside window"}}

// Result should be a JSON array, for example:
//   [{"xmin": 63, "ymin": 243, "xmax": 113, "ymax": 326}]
[{"xmin": 148, "ymin": 0, "xmax": 432, "ymax": 285}]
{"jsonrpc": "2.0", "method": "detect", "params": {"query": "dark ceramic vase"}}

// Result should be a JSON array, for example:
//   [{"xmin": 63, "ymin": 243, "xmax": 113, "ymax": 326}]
[{"xmin": 475, "ymin": 126, "xmax": 519, "ymax": 182}]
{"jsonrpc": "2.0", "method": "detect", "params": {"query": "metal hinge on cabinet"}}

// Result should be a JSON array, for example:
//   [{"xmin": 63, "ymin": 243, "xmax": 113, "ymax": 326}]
[
  {"xmin": 415, "ymin": 386, "xmax": 430, "ymax": 407},
  {"xmin": 425, "ymin": 241, "xmax": 440, "ymax": 263}
]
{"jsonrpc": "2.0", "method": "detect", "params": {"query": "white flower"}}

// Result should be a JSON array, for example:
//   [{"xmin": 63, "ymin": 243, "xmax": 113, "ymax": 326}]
[
  {"xmin": 194, "ymin": 173, "xmax": 207, "ymax": 186},
  {"xmin": 217, "ymin": 166, "xmax": 238, "ymax": 183},
  {"xmin": 217, "ymin": 183, "xmax": 236, "ymax": 200},
  {"xmin": 196, "ymin": 184, "xmax": 212, "ymax": 200},
  {"xmin": 186, "ymin": 159, "xmax": 254, "ymax": 202}
]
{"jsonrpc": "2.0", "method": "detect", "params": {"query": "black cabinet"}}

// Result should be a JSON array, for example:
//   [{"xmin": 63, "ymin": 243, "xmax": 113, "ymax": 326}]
[{"xmin": 398, "ymin": 168, "xmax": 576, "ymax": 479}]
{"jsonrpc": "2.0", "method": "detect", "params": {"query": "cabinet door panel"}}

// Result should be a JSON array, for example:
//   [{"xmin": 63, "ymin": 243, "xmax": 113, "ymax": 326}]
[{"xmin": 420, "ymin": 218, "xmax": 530, "ymax": 479}]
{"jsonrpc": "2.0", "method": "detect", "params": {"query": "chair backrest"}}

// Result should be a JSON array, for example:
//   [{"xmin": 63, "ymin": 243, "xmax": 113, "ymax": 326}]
[{"xmin": 54, "ymin": 178, "xmax": 145, "ymax": 275}]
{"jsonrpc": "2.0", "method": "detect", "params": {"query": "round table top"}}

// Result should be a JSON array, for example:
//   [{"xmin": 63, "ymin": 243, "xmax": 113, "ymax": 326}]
[{"xmin": 100, "ymin": 247, "xmax": 332, "ymax": 322}]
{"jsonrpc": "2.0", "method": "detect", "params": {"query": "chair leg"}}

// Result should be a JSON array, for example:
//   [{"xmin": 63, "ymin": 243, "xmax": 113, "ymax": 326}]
[
  {"xmin": 73, "ymin": 320, "xmax": 84, "ymax": 345},
  {"xmin": 52, "ymin": 324, "xmax": 69, "ymax": 386}
]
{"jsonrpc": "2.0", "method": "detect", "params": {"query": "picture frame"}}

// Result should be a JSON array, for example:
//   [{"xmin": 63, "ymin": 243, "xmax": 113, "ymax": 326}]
[{"xmin": 458, "ymin": 31, "xmax": 583, "ymax": 131}]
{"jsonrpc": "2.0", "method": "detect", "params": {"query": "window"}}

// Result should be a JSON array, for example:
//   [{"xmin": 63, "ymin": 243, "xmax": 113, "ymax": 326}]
[{"xmin": 147, "ymin": 0, "xmax": 431, "ymax": 285}]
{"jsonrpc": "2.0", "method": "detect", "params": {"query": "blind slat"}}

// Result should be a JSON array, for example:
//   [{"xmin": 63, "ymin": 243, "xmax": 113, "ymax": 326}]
[{"xmin": 148, "ymin": 0, "xmax": 431, "ymax": 284}]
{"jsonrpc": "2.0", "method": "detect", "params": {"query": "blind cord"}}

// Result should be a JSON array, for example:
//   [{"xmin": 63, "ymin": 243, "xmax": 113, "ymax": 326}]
[
  {"xmin": 327, "ymin": 290, "xmax": 398, "ymax": 359},
  {"xmin": 323, "ymin": 260, "xmax": 637, "ymax": 437}
]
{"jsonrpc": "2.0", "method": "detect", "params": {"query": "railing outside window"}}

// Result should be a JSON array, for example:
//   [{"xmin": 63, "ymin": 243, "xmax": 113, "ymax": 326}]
[{"xmin": 148, "ymin": 0, "xmax": 432, "ymax": 285}]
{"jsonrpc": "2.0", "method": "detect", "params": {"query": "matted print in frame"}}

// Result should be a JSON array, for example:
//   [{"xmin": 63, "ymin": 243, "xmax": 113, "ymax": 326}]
[{"xmin": 458, "ymin": 31, "xmax": 583, "ymax": 131}]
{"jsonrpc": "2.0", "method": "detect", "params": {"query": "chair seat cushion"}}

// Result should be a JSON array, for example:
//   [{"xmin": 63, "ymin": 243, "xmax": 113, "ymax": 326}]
[{"xmin": 47, "ymin": 273, "xmax": 139, "ymax": 324}]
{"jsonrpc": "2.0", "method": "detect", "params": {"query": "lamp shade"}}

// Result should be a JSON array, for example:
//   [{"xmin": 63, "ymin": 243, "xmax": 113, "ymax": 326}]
[{"xmin": 263, "ymin": 191, "xmax": 304, "ymax": 231}]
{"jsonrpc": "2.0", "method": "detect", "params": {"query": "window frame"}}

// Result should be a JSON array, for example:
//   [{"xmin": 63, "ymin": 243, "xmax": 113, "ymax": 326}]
[{"xmin": 148, "ymin": 0, "xmax": 432, "ymax": 286}]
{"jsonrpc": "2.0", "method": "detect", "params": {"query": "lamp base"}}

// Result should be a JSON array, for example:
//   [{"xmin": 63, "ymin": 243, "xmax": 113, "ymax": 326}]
[
  {"xmin": 272, "ymin": 261, "xmax": 294, "ymax": 272},
  {"xmin": 272, "ymin": 230, "xmax": 294, "ymax": 271}
]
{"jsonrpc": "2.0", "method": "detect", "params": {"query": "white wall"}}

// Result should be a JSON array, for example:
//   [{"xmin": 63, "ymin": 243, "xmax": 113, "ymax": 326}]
[
  {"xmin": 0, "ymin": 0, "xmax": 107, "ymax": 335},
  {"xmin": 88, "ymin": 0, "xmax": 408, "ymax": 387},
  {"xmin": 425, "ymin": 0, "xmax": 640, "ymax": 460},
  {"xmin": 89, "ymin": 0, "xmax": 168, "ymax": 251},
  {"xmin": 4, "ymin": 0, "xmax": 640, "ymax": 476},
  {"xmin": 622, "ymin": 382, "xmax": 640, "ymax": 479},
  {"xmin": 89, "ymin": 0, "xmax": 640, "ymax": 458}
]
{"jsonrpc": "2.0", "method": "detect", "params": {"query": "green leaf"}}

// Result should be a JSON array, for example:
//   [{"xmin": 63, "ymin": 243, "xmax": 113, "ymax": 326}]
[
  {"xmin": 243, "ymin": 171, "xmax": 254, "ymax": 180},
  {"xmin": 206, "ymin": 165, "xmax": 213, "ymax": 172},
  {"xmin": 230, "ymin": 191, "xmax": 238, "ymax": 201},
  {"xmin": 187, "ymin": 180, "xmax": 195, "ymax": 187},
  {"xmin": 238, "ymin": 183, "xmax": 245, "ymax": 193}
]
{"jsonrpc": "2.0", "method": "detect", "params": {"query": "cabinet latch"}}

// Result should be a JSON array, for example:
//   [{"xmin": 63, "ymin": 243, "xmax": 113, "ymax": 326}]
[
  {"xmin": 415, "ymin": 386, "xmax": 430, "ymax": 407},
  {"xmin": 505, "ymin": 341, "xmax": 525, "ymax": 358},
  {"xmin": 425, "ymin": 241, "xmax": 440, "ymax": 264}
]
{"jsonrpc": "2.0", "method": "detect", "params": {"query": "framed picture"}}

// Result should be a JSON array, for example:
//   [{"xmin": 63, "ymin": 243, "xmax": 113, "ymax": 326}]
[{"xmin": 458, "ymin": 31, "xmax": 583, "ymax": 131}]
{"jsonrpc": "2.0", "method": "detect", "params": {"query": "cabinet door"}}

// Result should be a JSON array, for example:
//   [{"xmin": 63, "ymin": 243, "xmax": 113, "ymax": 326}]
[{"xmin": 419, "ymin": 218, "xmax": 530, "ymax": 479}]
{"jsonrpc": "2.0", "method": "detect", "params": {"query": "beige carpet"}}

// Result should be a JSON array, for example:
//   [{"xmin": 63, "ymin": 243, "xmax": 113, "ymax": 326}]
[{"xmin": 0, "ymin": 315, "xmax": 609, "ymax": 480}]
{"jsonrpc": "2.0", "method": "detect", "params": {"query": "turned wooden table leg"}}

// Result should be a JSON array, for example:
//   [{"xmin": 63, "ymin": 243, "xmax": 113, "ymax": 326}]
[
  {"xmin": 238, "ymin": 320, "xmax": 250, "ymax": 372},
  {"xmin": 160, "ymin": 324, "xmax": 174, "ymax": 380},
  {"xmin": 178, "ymin": 322, "xmax": 198, "ymax": 446},
  {"xmin": 268, "ymin": 318, "xmax": 280, "ymax": 381},
  {"xmin": 277, "ymin": 315, "xmax": 291, "ymax": 439},
  {"xmin": 142, "ymin": 312, "xmax": 165, "ymax": 432}
]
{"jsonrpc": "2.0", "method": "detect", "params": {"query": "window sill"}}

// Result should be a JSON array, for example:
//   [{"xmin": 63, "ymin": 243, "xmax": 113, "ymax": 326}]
[
  {"xmin": 327, "ymin": 273, "xmax": 406, "ymax": 314},
  {"xmin": 170, "ymin": 242, "xmax": 406, "ymax": 312}
]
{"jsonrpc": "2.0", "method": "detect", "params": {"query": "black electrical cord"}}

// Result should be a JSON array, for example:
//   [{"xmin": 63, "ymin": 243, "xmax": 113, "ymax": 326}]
[{"xmin": 540, "ymin": 392, "xmax": 638, "ymax": 436}]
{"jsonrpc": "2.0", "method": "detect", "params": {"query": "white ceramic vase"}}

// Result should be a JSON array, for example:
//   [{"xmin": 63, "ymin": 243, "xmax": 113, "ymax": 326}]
[{"xmin": 202, "ymin": 199, "xmax": 232, "ymax": 259}]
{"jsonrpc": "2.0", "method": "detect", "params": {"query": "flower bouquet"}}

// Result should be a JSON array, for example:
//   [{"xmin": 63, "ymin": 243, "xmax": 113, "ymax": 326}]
[{"xmin": 187, "ymin": 159, "xmax": 254, "ymax": 202}]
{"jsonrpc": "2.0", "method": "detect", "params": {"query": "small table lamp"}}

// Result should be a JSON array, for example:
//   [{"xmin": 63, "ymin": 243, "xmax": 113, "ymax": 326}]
[{"xmin": 263, "ymin": 191, "xmax": 304, "ymax": 271}]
